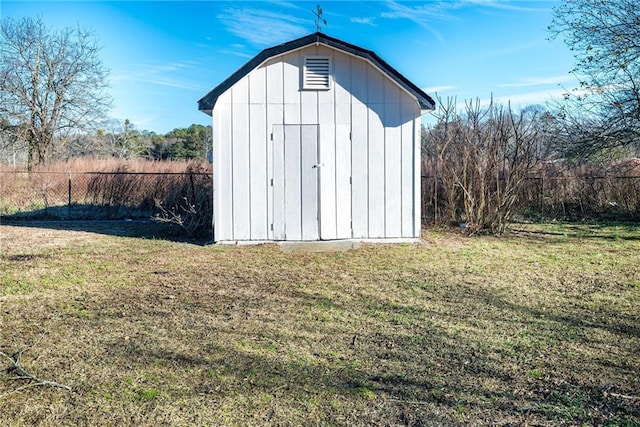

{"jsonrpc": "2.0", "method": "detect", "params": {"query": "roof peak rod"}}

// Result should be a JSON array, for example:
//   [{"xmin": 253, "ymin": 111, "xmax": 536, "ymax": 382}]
[{"xmin": 312, "ymin": 5, "xmax": 327, "ymax": 33}]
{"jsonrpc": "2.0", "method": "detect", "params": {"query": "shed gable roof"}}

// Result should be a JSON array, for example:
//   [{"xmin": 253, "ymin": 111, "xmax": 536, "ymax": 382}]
[{"xmin": 198, "ymin": 32, "xmax": 436, "ymax": 114}]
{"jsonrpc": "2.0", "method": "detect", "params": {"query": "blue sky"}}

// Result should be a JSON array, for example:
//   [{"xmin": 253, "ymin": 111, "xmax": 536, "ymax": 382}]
[{"xmin": 2, "ymin": 0, "xmax": 578, "ymax": 134}]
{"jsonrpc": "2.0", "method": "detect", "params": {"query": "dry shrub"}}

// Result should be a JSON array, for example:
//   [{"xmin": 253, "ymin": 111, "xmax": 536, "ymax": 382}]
[
  {"xmin": 152, "ymin": 164, "xmax": 213, "ymax": 237},
  {"xmin": 423, "ymin": 98, "xmax": 544, "ymax": 234}
]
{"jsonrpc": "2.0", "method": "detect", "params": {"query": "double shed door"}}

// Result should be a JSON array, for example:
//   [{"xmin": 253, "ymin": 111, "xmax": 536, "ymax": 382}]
[
  {"xmin": 272, "ymin": 124, "xmax": 353, "ymax": 241},
  {"xmin": 272, "ymin": 124, "xmax": 320, "ymax": 241}
]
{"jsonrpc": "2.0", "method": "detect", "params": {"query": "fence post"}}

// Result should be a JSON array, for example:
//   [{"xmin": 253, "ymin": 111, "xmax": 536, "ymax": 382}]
[
  {"xmin": 68, "ymin": 172, "xmax": 72, "ymax": 220},
  {"xmin": 540, "ymin": 176, "xmax": 544, "ymax": 218},
  {"xmin": 189, "ymin": 171, "xmax": 196, "ymax": 202}
]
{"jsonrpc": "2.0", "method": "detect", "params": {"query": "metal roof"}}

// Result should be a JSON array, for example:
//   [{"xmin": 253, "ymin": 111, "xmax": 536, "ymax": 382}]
[{"xmin": 198, "ymin": 32, "xmax": 436, "ymax": 114}]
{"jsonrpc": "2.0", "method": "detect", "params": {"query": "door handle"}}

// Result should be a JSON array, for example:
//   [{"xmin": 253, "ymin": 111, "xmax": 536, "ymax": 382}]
[{"xmin": 312, "ymin": 163, "xmax": 323, "ymax": 169}]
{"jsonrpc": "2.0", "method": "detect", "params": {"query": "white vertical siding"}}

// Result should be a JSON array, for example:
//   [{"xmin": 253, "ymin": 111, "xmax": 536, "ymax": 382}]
[
  {"xmin": 351, "ymin": 100, "xmax": 369, "ymax": 239},
  {"xmin": 211, "ymin": 44, "xmax": 424, "ymax": 241},
  {"xmin": 350, "ymin": 55, "xmax": 369, "ymax": 238},
  {"xmin": 283, "ymin": 52, "xmax": 301, "ymax": 125},
  {"xmin": 413, "ymin": 117, "xmax": 422, "ymax": 237},
  {"xmin": 282, "ymin": 53, "xmax": 302, "ymax": 240},
  {"xmin": 284, "ymin": 126, "xmax": 302, "ymax": 239},
  {"xmin": 367, "ymin": 108, "xmax": 385, "ymax": 238},
  {"xmin": 318, "ymin": 84, "xmax": 336, "ymax": 239},
  {"xmin": 335, "ymin": 124, "xmax": 352, "ymax": 238},
  {"xmin": 334, "ymin": 52, "xmax": 352, "ymax": 239},
  {"xmin": 367, "ymin": 68, "xmax": 386, "ymax": 238},
  {"xmin": 249, "ymin": 67, "xmax": 268, "ymax": 240},
  {"xmin": 214, "ymin": 90, "xmax": 233, "ymax": 241},
  {"xmin": 211, "ymin": 107, "xmax": 222, "ymax": 242},
  {"xmin": 401, "ymin": 102, "xmax": 417, "ymax": 237},
  {"xmin": 300, "ymin": 125, "xmax": 319, "ymax": 240},
  {"xmin": 300, "ymin": 90, "xmax": 317, "ymax": 124},
  {"xmin": 272, "ymin": 125, "xmax": 285, "ymax": 240},
  {"xmin": 265, "ymin": 59, "xmax": 284, "ymax": 239},
  {"xmin": 384, "ymin": 82, "xmax": 402, "ymax": 238},
  {"xmin": 231, "ymin": 77, "xmax": 250, "ymax": 240}
]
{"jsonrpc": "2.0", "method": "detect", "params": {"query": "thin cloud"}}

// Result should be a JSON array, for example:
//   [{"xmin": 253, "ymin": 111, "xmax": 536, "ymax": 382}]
[
  {"xmin": 493, "ymin": 87, "xmax": 576, "ymax": 106},
  {"xmin": 429, "ymin": 87, "xmax": 582, "ymax": 115},
  {"xmin": 146, "ymin": 78, "xmax": 205, "ymax": 92},
  {"xmin": 350, "ymin": 17, "xmax": 376, "ymax": 26},
  {"xmin": 423, "ymin": 85, "xmax": 457, "ymax": 93},
  {"xmin": 468, "ymin": 0, "xmax": 550, "ymax": 13},
  {"xmin": 381, "ymin": 1, "xmax": 451, "ymax": 42},
  {"xmin": 218, "ymin": 7, "xmax": 309, "ymax": 46},
  {"xmin": 380, "ymin": 0, "xmax": 548, "ymax": 43},
  {"xmin": 382, "ymin": 0, "xmax": 460, "ymax": 21},
  {"xmin": 142, "ymin": 61, "xmax": 198, "ymax": 75},
  {"xmin": 109, "ymin": 73, "xmax": 131, "ymax": 84},
  {"xmin": 499, "ymin": 75, "xmax": 578, "ymax": 88},
  {"xmin": 268, "ymin": 1, "xmax": 302, "ymax": 10},
  {"xmin": 219, "ymin": 49, "xmax": 254, "ymax": 59},
  {"xmin": 110, "ymin": 61, "xmax": 203, "ymax": 91}
]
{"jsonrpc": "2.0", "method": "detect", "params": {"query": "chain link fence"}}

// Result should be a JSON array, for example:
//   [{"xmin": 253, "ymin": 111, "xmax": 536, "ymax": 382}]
[
  {"xmin": 3, "ymin": 170, "xmax": 638, "ymax": 225},
  {"xmin": 1, "ymin": 170, "xmax": 212, "ymax": 221},
  {"xmin": 422, "ymin": 174, "xmax": 640, "ymax": 224}
]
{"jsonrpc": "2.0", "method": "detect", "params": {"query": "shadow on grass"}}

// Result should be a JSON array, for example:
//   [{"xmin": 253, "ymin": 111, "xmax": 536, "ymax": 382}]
[
  {"xmin": 1, "ymin": 204, "xmax": 213, "ymax": 244},
  {"xmin": 0, "ymin": 217, "xmax": 212, "ymax": 245},
  {"xmin": 105, "ymin": 317, "xmax": 639, "ymax": 425},
  {"xmin": 509, "ymin": 221, "xmax": 640, "ymax": 241},
  {"xmin": 371, "ymin": 292, "xmax": 638, "ymax": 425},
  {"xmin": 96, "ymin": 276, "xmax": 639, "ymax": 425},
  {"xmin": 447, "ymin": 282, "xmax": 640, "ymax": 344},
  {"xmin": 1, "ymin": 203, "xmax": 154, "ymax": 221}
]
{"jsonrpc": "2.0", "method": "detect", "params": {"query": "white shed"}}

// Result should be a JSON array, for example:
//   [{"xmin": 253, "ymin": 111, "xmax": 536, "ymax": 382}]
[{"xmin": 198, "ymin": 32, "xmax": 435, "ymax": 243}]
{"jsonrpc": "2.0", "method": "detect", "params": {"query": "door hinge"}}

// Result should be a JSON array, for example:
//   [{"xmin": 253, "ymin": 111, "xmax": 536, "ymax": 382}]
[
  {"xmin": 349, "ymin": 132, "xmax": 352, "ymax": 140},
  {"xmin": 270, "ymin": 178, "xmax": 274, "ymax": 186},
  {"xmin": 270, "ymin": 223, "xmax": 274, "ymax": 231},
  {"xmin": 270, "ymin": 133, "xmax": 273, "ymax": 141},
  {"xmin": 349, "ymin": 176, "xmax": 352, "ymax": 185}
]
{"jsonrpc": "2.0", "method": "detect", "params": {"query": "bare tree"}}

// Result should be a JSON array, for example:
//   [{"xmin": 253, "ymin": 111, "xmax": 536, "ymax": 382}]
[
  {"xmin": 549, "ymin": 0, "xmax": 640, "ymax": 159},
  {"xmin": 0, "ymin": 16, "xmax": 111, "ymax": 168},
  {"xmin": 97, "ymin": 119, "xmax": 149, "ymax": 158}
]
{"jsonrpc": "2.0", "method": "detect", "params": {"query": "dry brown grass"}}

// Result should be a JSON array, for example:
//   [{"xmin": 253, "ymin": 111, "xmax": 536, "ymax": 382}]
[
  {"xmin": 1, "ymin": 157, "xmax": 211, "ymax": 174},
  {"xmin": 0, "ymin": 222, "xmax": 639, "ymax": 426},
  {"xmin": 0, "ymin": 159, "xmax": 211, "ymax": 223}
]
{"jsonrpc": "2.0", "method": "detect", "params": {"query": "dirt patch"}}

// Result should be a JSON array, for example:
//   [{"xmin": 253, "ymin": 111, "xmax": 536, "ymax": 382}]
[
  {"xmin": 0, "ymin": 220, "xmax": 195, "ymax": 256},
  {"xmin": 0, "ymin": 223, "xmax": 98, "ymax": 255}
]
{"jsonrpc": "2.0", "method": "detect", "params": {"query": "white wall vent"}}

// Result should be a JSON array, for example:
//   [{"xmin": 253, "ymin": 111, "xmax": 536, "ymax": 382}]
[{"xmin": 303, "ymin": 56, "xmax": 331, "ymax": 90}]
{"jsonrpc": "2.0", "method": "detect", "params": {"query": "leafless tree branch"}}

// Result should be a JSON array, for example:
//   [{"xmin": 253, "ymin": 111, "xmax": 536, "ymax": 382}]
[{"xmin": 0, "ymin": 341, "xmax": 71, "ymax": 399}]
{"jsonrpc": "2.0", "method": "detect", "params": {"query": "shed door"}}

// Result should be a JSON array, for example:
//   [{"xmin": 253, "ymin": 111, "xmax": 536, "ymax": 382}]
[{"xmin": 272, "ymin": 125, "xmax": 320, "ymax": 241}]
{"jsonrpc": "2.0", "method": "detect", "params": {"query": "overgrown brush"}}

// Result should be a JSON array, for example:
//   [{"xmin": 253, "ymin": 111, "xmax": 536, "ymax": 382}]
[
  {"xmin": 421, "ymin": 99, "xmax": 640, "ymax": 229},
  {"xmin": 422, "ymin": 98, "xmax": 546, "ymax": 234},
  {"xmin": 0, "ymin": 158, "xmax": 212, "ymax": 228}
]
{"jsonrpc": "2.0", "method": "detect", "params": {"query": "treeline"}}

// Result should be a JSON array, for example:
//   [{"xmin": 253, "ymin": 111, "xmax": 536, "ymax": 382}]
[{"xmin": 0, "ymin": 119, "xmax": 211, "ymax": 165}]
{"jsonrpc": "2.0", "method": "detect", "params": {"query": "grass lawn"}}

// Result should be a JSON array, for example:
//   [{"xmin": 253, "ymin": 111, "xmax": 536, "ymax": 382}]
[{"xmin": 0, "ymin": 221, "xmax": 638, "ymax": 426}]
